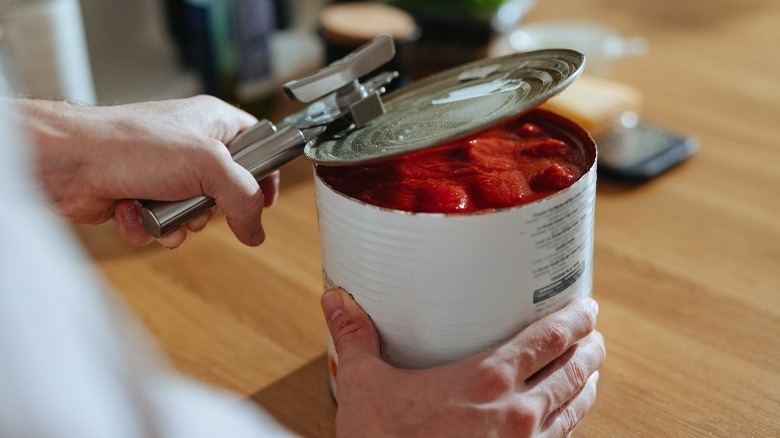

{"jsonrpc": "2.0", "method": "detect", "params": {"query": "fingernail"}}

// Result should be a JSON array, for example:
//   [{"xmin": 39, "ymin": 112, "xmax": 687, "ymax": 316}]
[
  {"xmin": 264, "ymin": 192, "xmax": 276, "ymax": 208},
  {"xmin": 321, "ymin": 289, "xmax": 345, "ymax": 323},
  {"xmin": 250, "ymin": 225, "xmax": 265, "ymax": 246},
  {"xmin": 157, "ymin": 238, "xmax": 177, "ymax": 250},
  {"xmin": 590, "ymin": 298, "xmax": 599, "ymax": 315},
  {"xmin": 121, "ymin": 203, "xmax": 140, "ymax": 224}
]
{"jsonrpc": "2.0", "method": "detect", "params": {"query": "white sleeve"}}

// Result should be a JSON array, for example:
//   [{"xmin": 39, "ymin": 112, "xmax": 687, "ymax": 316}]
[{"xmin": 0, "ymin": 82, "xmax": 296, "ymax": 437}]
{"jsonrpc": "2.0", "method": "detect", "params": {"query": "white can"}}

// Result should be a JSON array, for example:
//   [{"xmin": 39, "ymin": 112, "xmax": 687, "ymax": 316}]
[{"xmin": 316, "ymin": 109, "xmax": 597, "ymax": 399}]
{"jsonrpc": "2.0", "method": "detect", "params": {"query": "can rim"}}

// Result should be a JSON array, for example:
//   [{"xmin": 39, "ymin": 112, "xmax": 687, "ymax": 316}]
[
  {"xmin": 314, "ymin": 108, "xmax": 597, "ymax": 216},
  {"xmin": 306, "ymin": 49, "xmax": 586, "ymax": 165}
]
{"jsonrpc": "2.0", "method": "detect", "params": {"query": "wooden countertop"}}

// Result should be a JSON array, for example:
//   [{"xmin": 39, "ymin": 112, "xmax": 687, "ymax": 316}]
[{"xmin": 75, "ymin": 0, "xmax": 780, "ymax": 435}]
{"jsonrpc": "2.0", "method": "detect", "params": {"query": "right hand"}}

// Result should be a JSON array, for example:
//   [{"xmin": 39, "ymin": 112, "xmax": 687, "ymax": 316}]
[
  {"xmin": 19, "ymin": 95, "xmax": 278, "ymax": 249},
  {"xmin": 321, "ymin": 289, "xmax": 605, "ymax": 437}
]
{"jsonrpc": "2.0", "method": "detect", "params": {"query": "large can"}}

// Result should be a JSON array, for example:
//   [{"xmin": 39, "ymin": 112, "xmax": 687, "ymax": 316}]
[{"xmin": 308, "ymin": 51, "xmax": 595, "ymax": 398}]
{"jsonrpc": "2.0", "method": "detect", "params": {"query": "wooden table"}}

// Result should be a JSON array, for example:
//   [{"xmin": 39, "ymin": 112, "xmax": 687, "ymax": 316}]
[{"xmin": 75, "ymin": 0, "xmax": 780, "ymax": 435}]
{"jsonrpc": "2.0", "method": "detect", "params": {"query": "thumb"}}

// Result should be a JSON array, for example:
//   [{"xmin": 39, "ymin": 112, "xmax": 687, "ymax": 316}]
[{"xmin": 321, "ymin": 288, "xmax": 380, "ymax": 360}]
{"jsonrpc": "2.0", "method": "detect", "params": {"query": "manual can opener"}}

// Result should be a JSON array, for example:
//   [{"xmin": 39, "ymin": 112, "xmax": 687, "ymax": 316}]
[{"xmin": 140, "ymin": 35, "xmax": 398, "ymax": 238}]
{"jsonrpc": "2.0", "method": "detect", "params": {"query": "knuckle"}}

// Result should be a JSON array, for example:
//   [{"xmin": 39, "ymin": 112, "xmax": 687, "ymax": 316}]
[
  {"xmin": 249, "ymin": 188, "xmax": 266, "ymax": 206},
  {"xmin": 191, "ymin": 138, "xmax": 230, "ymax": 173},
  {"xmin": 558, "ymin": 405, "xmax": 580, "ymax": 434},
  {"xmin": 192, "ymin": 94, "xmax": 219, "ymax": 106},
  {"xmin": 473, "ymin": 361, "xmax": 517, "ymax": 399},
  {"xmin": 195, "ymin": 143, "xmax": 256, "ymax": 198},
  {"xmin": 332, "ymin": 315, "xmax": 373, "ymax": 349},
  {"xmin": 563, "ymin": 359, "xmax": 589, "ymax": 389},
  {"xmin": 542, "ymin": 320, "xmax": 571, "ymax": 353},
  {"xmin": 511, "ymin": 347, "xmax": 539, "ymax": 373},
  {"xmin": 580, "ymin": 301, "xmax": 598, "ymax": 330},
  {"xmin": 502, "ymin": 402, "xmax": 538, "ymax": 436},
  {"xmin": 203, "ymin": 137, "xmax": 231, "ymax": 159}
]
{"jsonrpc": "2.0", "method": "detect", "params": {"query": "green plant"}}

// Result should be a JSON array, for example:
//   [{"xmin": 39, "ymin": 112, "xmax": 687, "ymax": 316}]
[{"xmin": 381, "ymin": 0, "xmax": 507, "ymax": 21}]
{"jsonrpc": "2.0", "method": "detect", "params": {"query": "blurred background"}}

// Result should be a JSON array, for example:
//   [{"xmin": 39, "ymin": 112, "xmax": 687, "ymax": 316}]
[
  {"xmin": 1, "ymin": 0, "xmax": 722, "ymax": 178},
  {"xmin": 0, "ymin": 0, "xmax": 571, "ymax": 113},
  {"xmin": 0, "ymin": 0, "xmax": 326, "ymax": 107}
]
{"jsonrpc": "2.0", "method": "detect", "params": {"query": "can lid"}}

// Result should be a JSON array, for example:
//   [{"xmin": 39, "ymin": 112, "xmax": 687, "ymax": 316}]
[{"xmin": 305, "ymin": 49, "xmax": 585, "ymax": 165}]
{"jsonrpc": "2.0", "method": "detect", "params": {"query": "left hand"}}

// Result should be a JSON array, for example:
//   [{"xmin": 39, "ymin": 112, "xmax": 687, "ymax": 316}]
[{"xmin": 322, "ymin": 288, "xmax": 605, "ymax": 437}]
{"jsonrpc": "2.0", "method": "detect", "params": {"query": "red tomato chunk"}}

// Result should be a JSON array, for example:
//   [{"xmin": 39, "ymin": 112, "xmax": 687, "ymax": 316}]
[{"xmin": 317, "ymin": 114, "xmax": 589, "ymax": 213}]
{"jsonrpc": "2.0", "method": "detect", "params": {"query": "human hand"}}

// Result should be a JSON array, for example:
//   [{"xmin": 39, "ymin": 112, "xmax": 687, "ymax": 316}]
[
  {"xmin": 321, "ymin": 289, "xmax": 605, "ymax": 437},
  {"xmin": 18, "ymin": 95, "xmax": 278, "ymax": 248}
]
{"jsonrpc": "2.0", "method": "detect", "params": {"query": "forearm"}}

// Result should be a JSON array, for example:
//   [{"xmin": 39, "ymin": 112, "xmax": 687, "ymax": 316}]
[
  {"xmin": 14, "ymin": 98, "xmax": 101, "ymax": 221},
  {"xmin": 11, "ymin": 96, "xmax": 220, "ymax": 225}
]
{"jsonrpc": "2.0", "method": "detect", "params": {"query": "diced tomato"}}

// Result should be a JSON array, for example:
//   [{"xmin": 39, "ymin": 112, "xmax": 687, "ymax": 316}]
[
  {"xmin": 466, "ymin": 138, "xmax": 517, "ymax": 171},
  {"xmin": 416, "ymin": 180, "xmax": 471, "ymax": 213},
  {"xmin": 516, "ymin": 122, "xmax": 547, "ymax": 138},
  {"xmin": 518, "ymin": 138, "xmax": 569, "ymax": 158},
  {"xmin": 530, "ymin": 163, "xmax": 577, "ymax": 192},
  {"xmin": 317, "ymin": 112, "xmax": 586, "ymax": 213},
  {"xmin": 469, "ymin": 171, "xmax": 529, "ymax": 209}
]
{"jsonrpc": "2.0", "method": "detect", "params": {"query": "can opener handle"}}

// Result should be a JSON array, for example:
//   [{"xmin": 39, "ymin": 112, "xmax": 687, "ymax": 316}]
[{"xmin": 139, "ymin": 35, "xmax": 396, "ymax": 238}]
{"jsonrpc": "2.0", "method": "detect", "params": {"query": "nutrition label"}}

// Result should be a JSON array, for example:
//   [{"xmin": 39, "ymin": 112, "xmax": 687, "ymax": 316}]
[{"xmin": 526, "ymin": 177, "xmax": 595, "ymax": 308}]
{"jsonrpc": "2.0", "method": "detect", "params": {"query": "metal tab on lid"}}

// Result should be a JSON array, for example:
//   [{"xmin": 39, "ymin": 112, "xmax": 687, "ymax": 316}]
[{"xmin": 305, "ymin": 49, "xmax": 585, "ymax": 165}]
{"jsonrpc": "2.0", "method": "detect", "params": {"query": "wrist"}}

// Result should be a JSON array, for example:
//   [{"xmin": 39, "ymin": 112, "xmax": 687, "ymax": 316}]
[{"xmin": 17, "ymin": 98, "xmax": 96, "ymax": 219}]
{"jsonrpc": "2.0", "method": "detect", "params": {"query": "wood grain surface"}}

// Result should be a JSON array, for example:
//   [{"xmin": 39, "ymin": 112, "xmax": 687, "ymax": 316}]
[{"xmin": 75, "ymin": 0, "xmax": 780, "ymax": 436}]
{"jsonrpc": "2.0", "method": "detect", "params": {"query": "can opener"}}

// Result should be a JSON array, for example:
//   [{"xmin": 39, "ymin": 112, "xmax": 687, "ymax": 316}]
[
  {"xmin": 141, "ymin": 38, "xmax": 587, "ymax": 238},
  {"xmin": 140, "ymin": 35, "xmax": 398, "ymax": 238}
]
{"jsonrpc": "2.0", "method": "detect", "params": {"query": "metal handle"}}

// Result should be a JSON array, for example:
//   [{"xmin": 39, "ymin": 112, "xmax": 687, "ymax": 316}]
[
  {"xmin": 139, "ymin": 124, "xmax": 306, "ymax": 238},
  {"xmin": 227, "ymin": 119, "xmax": 276, "ymax": 155},
  {"xmin": 232, "ymin": 126, "xmax": 305, "ymax": 177},
  {"xmin": 140, "ymin": 196, "xmax": 216, "ymax": 239},
  {"xmin": 283, "ymin": 34, "xmax": 395, "ymax": 103},
  {"xmin": 137, "ymin": 34, "xmax": 398, "ymax": 238}
]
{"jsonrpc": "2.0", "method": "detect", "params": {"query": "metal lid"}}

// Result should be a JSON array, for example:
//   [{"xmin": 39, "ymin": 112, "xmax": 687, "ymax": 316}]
[{"xmin": 305, "ymin": 49, "xmax": 585, "ymax": 165}]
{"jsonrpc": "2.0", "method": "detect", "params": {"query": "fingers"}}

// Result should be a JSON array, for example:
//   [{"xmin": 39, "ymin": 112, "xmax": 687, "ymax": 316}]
[
  {"xmin": 178, "ymin": 135, "xmax": 278, "ymax": 245},
  {"xmin": 210, "ymin": 160, "xmax": 279, "ymax": 245},
  {"xmin": 541, "ymin": 371, "xmax": 600, "ymax": 437},
  {"xmin": 156, "ymin": 227, "xmax": 188, "ymax": 249},
  {"xmin": 114, "ymin": 200, "xmax": 154, "ymax": 247},
  {"xmin": 528, "ymin": 330, "xmax": 605, "ymax": 420},
  {"xmin": 122, "ymin": 155, "xmax": 270, "ymax": 249},
  {"xmin": 114, "ymin": 199, "xmax": 212, "ymax": 249},
  {"xmin": 259, "ymin": 171, "xmax": 280, "ymax": 207},
  {"xmin": 501, "ymin": 298, "xmax": 599, "ymax": 379},
  {"xmin": 123, "ymin": 98, "xmax": 272, "ymax": 247},
  {"xmin": 321, "ymin": 288, "xmax": 381, "ymax": 361},
  {"xmin": 148, "ymin": 99, "xmax": 273, "ymax": 246},
  {"xmin": 201, "ymin": 148, "xmax": 267, "ymax": 247},
  {"xmin": 184, "ymin": 209, "xmax": 213, "ymax": 233},
  {"xmin": 221, "ymin": 186, "xmax": 266, "ymax": 247}
]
